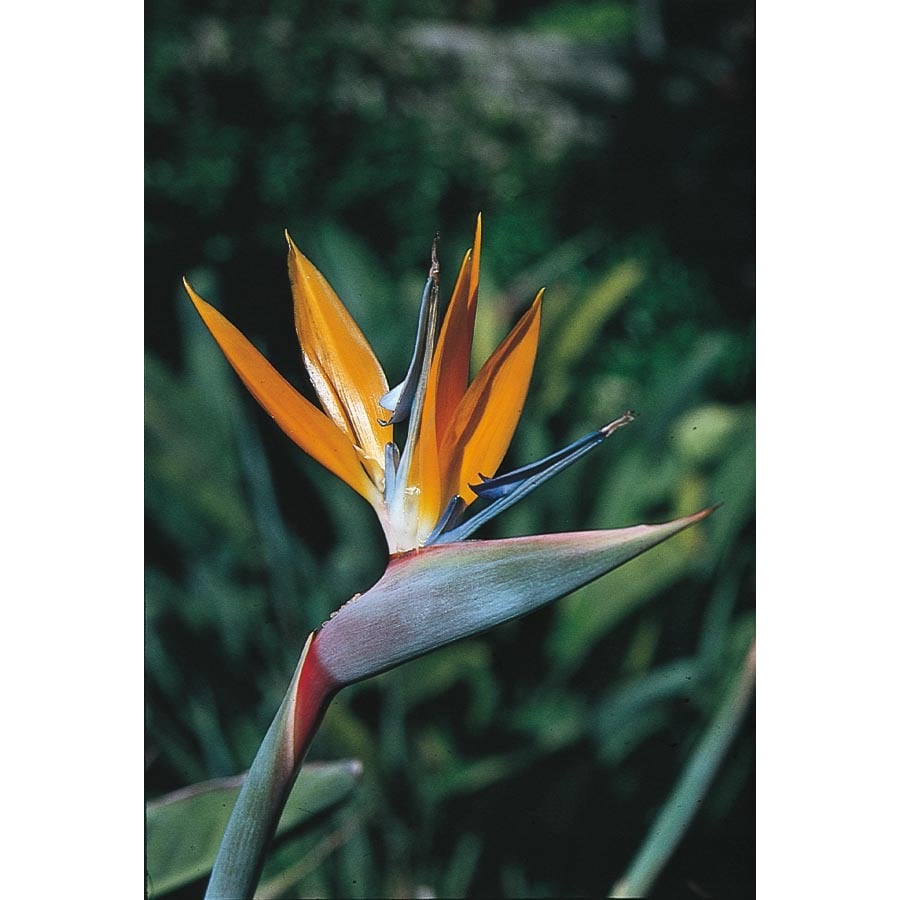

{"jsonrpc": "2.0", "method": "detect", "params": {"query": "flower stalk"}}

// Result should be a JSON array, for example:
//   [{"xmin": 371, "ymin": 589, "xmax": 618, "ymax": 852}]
[{"xmin": 205, "ymin": 634, "xmax": 339, "ymax": 898}]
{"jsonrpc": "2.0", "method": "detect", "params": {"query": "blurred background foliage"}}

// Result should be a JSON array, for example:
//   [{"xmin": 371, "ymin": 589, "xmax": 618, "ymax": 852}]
[{"xmin": 146, "ymin": 0, "xmax": 754, "ymax": 896}]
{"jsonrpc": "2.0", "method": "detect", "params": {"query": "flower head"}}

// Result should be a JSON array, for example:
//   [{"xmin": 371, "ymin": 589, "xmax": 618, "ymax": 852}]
[{"xmin": 184, "ymin": 217, "xmax": 634, "ymax": 553}]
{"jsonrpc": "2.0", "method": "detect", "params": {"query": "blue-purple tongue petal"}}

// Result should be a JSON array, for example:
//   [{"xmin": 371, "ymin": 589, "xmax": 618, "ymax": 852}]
[
  {"xmin": 424, "ymin": 495, "xmax": 467, "ymax": 543},
  {"xmin": 431, "ymin": 412, "xmax": 635, "ymax": 544},
  {"xmin": 313, "ymin": 508, "xmax": 714, "ymax": 686}
]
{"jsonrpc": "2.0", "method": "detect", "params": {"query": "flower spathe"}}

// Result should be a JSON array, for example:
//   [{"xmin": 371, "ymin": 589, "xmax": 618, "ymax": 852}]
[{"xmin": 184, "ymin": 216, "xmax": 632, "ymax": 553}]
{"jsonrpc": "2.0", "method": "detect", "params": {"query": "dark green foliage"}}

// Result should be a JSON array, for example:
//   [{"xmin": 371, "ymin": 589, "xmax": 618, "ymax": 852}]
[{"xmin": 146, "ymin": 1, "xmax": 754, "ymax": 895}]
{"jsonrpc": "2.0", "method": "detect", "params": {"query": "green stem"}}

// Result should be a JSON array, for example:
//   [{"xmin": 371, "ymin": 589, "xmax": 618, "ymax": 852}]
[
  {"xmin": 255, "ymin": 812, "xmax": 364, "ymax": 900},
  {"xmin": 609, "ymin": 638, "xmax": 755, "ymax": 898},
  {"xmin": 205, "ymin": 634, "xmax": 336, "ymax": 899}
]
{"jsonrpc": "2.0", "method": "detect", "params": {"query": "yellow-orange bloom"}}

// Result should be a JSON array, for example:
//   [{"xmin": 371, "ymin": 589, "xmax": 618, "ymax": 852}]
[{"xmin": 185, "ymin": 217, "xmax": 629, "ymax": 553}]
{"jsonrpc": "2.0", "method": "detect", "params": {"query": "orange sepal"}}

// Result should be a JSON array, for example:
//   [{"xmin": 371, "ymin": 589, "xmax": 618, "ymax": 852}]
[
  {"xmin": 409, "ymin": 216, "xmax": 483, "ymax": 535},
  {"xmin": 184, "ymin": 279, "xmax": 378, "ymax": 504},
  {"xmin": 441, "ymin": 289, "xmax": 544, "ymax": 506},
  {"xmin": 286, "ymin": 232, "xmax": 391, "ymax": 470},
  {"xmin": 431, "ymin": 213, "xmax": 482, "ymax": 447}
]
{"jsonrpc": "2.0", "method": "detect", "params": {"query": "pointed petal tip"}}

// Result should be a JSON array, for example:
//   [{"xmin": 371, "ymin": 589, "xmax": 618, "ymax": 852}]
[
  {"xmin": 285, "ymin": 230, "xmax": 306, "ymax": 260},
  {"xmin": 600, "ymin": 410, "xmax": 637, "ymax": 438},
  {"xmin": 182, "ymin": 277, "xmax": 209, "ymax": 313},
  {"xmin": 182, "ymin": 280, "xmax": 224, "ymax": 329},
  {"xmin": 430, "ymin": 233, "xmax": 441, "ymax": 279},
  {"xmin": 471, "ymin": 215, "xmax": 483, "ymax": 282}
]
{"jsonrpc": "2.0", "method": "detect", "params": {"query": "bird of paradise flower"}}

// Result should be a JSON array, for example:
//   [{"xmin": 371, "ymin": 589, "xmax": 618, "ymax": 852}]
[{"xmin": 182, "ymin": 216, "xmax": 714, "ymax": 898}]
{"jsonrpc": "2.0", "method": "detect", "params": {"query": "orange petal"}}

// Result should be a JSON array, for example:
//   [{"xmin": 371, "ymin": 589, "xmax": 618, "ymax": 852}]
[
  {"xmin": 441, "ymin": 289, "xmax": 543, "ymax": 506},
  {"xmin": 432, "ymin": 213, "xmax": 482, "ymax": 447},
  {"xmin": 409, "ymin": 216, "xmax": 483, "ymax": 533},
  {"xmin": 286, "ymin": 233, "xmax": 391, "ymax": 468},
  {"xmin": 184, "ymin": 279, "xmax": 378, "ymax": 503}
]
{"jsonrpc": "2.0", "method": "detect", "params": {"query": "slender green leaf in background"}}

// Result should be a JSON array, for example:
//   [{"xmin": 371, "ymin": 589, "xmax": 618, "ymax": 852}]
[
  {"xmin": 610, "ymin": 639, "xmax": 756, "ymax": 897},
  {"xmin": 549, "ymin": 260, "xmax": 645, "ymax": 371},
  {"xmin": 146, "ymin": 759, "xmax": 362, "ymax": 897}
]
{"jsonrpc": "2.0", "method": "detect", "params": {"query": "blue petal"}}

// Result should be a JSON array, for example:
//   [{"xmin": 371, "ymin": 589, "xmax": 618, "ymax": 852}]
[
  {"xmin": 431, "ymin": 412, "xmax": 635, "ymax": 544},
  {"xmin": 424, "ymin": 495, "xmax": 466, "ymax": 544},
  {"xmin": 388, "ymin": 242, "xmax": 442, "ymax": 517},
  {"xmin": 383, "ymin": 441, "xmax": 401, "ymax": 504},
  {"xmin": 379, "ymin": 242, "xmax": 440, "ymax": 426}
]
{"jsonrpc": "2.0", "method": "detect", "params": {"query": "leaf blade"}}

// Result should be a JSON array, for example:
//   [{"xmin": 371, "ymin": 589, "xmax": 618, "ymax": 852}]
[{"xmin": 146, "ymin": 759, "xmax": 362, "ymax": 896}]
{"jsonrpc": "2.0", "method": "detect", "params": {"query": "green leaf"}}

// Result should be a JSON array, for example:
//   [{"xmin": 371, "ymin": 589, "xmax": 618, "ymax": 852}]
[
  {"xmin": 609, "ymin": 639, "xmax": 755, "ymax": 897},
  {"xmin": 529, "ymin": 1, "xmax": 636, "ymax": 42},
  {"xmin": 548, "ymin": 259, "xmax": 644, "ymax": 372},
  {"xmin": 442, "ymin": 832, "xmax": 483, "ymax": 898},
  {"xmin": 145, "ymin": 759, "xmax": 362, "ymax": 897}
]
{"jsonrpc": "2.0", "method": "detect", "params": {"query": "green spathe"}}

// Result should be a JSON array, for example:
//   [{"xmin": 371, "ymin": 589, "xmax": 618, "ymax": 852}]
[{"xmin": 314, "ymin": 508, "xmax": 713, "ymax": 686}]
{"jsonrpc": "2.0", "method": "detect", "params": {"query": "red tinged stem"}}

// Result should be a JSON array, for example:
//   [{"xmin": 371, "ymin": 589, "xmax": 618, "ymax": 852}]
[
  {"xmin": 205, "ymin": 633, "xmax": 342, "ymax": 899},
  {"xmin": 291, "ymin": 635, "xmax": 340, "ymax": 768}
]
